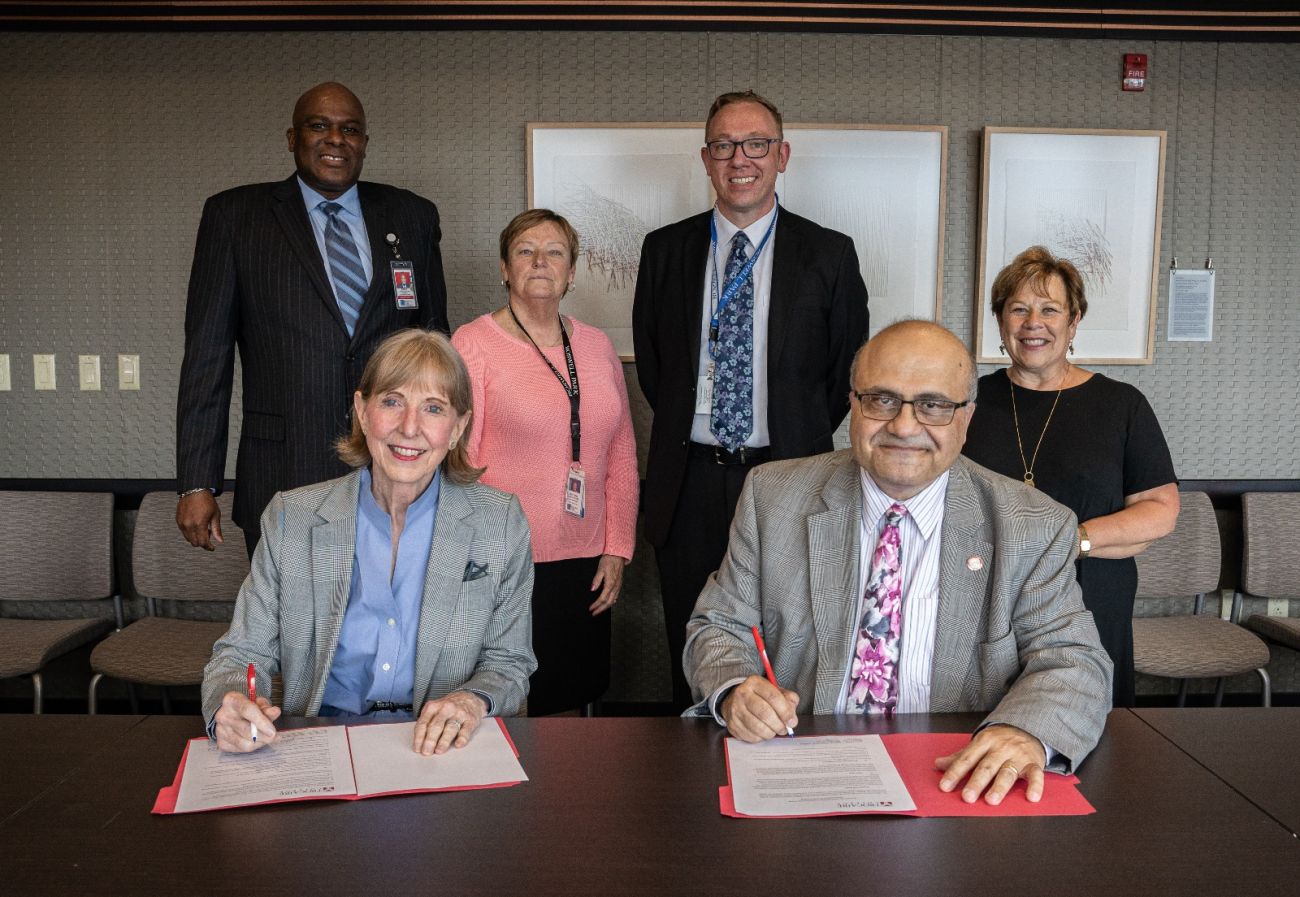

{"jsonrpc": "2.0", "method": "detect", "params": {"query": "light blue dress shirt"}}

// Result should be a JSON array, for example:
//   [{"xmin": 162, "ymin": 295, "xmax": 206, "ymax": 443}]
[
  {"xmin": 321, "ymin": 467, "xmax": 440, "ymax": 716},
  {"xmin": 297, "ymin": 177, "xmax": 374, "ymax": 298}
]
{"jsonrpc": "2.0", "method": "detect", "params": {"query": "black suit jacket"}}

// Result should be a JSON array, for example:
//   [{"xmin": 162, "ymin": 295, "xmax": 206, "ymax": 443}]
[
  {"xmin": 176, "ymin": 174, "xmax": 448, "ymax": 531},
  {"xmin": 632, "ymin": 206, "xmax": 869, "ymax": 547}
]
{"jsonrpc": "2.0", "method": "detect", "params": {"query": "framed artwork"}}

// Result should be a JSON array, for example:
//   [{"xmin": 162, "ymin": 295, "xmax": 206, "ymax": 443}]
[
  {"xmin": 976, "ymin": 127, "xmax": 1167, "ymax": 364},
  {"xmin": 779, "ymin": 124, "xmax": 947, "ymax": 337},
  {"xmin": 528, "ymin": 123, "xmax": 707, "ymax": 360},
  {"xmin": 529, "ymin": 122, "xmax": 948, "ymax": 359}
]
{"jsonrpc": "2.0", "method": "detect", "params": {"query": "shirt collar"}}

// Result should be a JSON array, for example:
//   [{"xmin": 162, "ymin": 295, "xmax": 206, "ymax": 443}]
[
  {"xmin": 357, "ymin": 466, "xmax": 442, "ymax": 531},
  {"xmin": 859, "ymin": 468, "xmax": 949, "ymax": 541},
  {"xmin": 712, "ymin": 201, "xmax": 777, "ymax": 249},
  {"xmin": 298, "ymin": 177, "xmax": 363, "ymax": 219}
]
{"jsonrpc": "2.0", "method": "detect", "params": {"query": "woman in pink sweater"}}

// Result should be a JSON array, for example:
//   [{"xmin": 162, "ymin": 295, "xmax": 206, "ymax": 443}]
[{"xmin": 452, "ymin": 209, "xmax": 638, "ymax": 716}]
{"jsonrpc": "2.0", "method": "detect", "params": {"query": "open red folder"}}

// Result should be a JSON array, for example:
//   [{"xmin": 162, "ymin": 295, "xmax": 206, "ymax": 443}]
[
  {"xmin": 154, "ymin": 718, "xmax": 526, "ymax": 815},
  {"xmin": 721, "ymin": 731, "xmax": 1095, "ymax": 818}
]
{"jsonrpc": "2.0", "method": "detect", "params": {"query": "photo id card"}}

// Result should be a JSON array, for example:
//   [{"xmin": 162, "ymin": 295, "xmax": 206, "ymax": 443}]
[
  {"xmin": 695, "ymin": 361, "xmax": 715, "ymax": 414},
  {"xmin": 564, "ymin": 465, "xmax": 586, "ymax": 519},
  {"xmin": 390, "ymin": 261, "xmax": 418, "ymax": 309}
]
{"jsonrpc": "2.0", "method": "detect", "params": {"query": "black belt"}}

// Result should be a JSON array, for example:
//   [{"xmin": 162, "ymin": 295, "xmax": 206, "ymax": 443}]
[
  {"xmin": 688, "ymin": 442, "xmax": 772, "ymax": 467},
  {"xmin": 369, "ymin": 702, "xmax": 413, "ymax": 713}
]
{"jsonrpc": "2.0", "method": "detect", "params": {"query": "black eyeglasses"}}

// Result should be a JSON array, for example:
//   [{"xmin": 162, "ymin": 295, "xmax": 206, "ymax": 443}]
[
  {"xmin": 853, "ymin": 391, "xmax": 970, "ymax": 426},
  {"xmin": 705, "ymin": 138, "xmax": 782, "ymax": 161}
]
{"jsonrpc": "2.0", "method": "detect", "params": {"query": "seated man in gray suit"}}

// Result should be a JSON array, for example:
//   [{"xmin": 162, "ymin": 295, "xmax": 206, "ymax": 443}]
[{"xmin": 684, "ymin": 320, "xmax": 1112, "ymax": 805}]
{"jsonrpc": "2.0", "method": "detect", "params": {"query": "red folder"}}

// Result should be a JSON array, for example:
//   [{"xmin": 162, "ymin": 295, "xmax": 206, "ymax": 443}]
[
  {"xmin": 720, "ymin": 731, "xmax": 1095, "ymax": 818},
  {"xmin": 153, "ymin": 718, "xmax": 524, "ymax": 815}
]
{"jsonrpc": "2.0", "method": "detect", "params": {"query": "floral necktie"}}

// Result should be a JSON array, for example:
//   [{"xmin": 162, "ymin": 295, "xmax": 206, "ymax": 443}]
[
  {"xmin": 849, "ymin": 503, "xmax": 907, "ymax": 714},
  {"xmin": 709, "ymin": 231, "xmax": 754, "ymax": 451}
]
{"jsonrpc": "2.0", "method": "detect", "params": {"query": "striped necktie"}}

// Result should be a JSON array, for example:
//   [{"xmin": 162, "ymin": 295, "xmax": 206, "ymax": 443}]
[
  {"xmin": 849, "ymin": 503, "xmax": 908, "ymax": 714},
  {"xmin": 319, "ymin": 200, "xmax": 368, "ymax": 336}
]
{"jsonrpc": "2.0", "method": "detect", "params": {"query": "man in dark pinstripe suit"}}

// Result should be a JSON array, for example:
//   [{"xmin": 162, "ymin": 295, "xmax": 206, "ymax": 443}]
[{"xmin": 176, "ymin": 82, "xmax": 448, "ymax": 556}]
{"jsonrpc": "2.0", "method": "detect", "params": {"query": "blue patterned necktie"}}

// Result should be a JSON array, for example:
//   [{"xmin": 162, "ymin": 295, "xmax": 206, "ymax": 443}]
[
  {"xmin": 710, "ymin": 230, "xmax": 755, "ymax": 451},
  {"xmin": 319, "ymin": 200, "xmax": 369, "ymax": 336}
]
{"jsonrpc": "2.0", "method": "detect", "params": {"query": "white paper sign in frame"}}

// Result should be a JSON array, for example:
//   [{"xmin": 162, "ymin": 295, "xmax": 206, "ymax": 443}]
[
  {"xmin": 976, "ymin": 127, "xmax": 1167, "ymax": 364},
  {"xmin": 529, "ymin": 122, "xmax": 948, "ymax": 360}
]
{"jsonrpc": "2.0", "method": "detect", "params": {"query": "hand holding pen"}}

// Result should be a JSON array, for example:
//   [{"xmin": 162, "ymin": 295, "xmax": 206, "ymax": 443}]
[
  {"xmin": 718, "ymin": 626, "xmax": 801, "ymax": 743},
  {"xmin": 212, "ymin": 663, "xmax": 282, "ymax": 753}
]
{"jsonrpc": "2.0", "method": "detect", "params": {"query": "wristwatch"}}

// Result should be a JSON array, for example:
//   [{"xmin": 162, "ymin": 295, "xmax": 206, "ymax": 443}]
[{"xmin": 1077, "ymin": 524, "xmax": 1092, "ymax": 558}]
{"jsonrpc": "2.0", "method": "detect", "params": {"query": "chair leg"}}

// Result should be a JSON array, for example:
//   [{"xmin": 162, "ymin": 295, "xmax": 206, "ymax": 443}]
[
  {"xmin": 88, "ymin": 673, "xmax": 103, "ymax": 715},
  {"xmin": 1176, "ymin": 680, "xmax": 1188, "ymax": 708},
  {"xmin": 1213, "ymin": 678, "xmax": 1226, "ymax": 707},
  {"xmin": 1256, "ymin": 668, "xmax": 1272, "ymax": 708},
  {"xmin": 32, "ymin": 672, "xmax": 44, "ymax": 715},
  {"xmin": 127, "ymin": 682, "xmax": 140, "ymax": 715},
  {"xmin": 161, "ymin": 686, "xmax": 173, "ymax": 715}
]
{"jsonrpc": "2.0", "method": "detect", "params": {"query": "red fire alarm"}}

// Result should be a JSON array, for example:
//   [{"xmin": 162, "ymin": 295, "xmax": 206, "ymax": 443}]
[{"xmin": 1123, "ymin": 54, "xmax": 1148, "ymax": 92}]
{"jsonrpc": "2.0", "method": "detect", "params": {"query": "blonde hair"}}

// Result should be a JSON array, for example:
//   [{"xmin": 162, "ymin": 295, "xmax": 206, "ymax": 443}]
[{"xmin": 336, "ymin": 329, "xmax": 483, "ymax": 485}]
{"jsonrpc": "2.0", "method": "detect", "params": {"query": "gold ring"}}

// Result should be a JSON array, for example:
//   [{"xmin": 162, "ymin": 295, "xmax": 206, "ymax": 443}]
[{"xmin": 1003, "ymin": 764, "xmax": 1019, "ymax": 777}]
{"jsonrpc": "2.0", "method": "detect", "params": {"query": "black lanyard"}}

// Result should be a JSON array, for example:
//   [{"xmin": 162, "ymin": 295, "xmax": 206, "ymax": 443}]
[{"xmin": 508, "ymin": 305, "xmax": 581, "ymax": 463}]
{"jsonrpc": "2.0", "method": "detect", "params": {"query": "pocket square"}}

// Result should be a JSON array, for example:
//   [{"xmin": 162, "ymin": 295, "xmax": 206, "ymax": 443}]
[{"xmin": 463, "ymin": 560, "xmax": 489, "ymax": 582}]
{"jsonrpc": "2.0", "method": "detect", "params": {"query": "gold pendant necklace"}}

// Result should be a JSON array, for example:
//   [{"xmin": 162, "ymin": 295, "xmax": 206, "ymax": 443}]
[{"xmin": 1009, "ymin": 373, "xmax": 1065, "ymax": 489}]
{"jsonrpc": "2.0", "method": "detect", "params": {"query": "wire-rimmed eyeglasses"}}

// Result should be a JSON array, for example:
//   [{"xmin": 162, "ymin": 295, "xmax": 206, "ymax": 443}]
[
  {"xmin": 853, "ymin": 391, "xmax": 971, "ymax": 426},
  {"xmin": 704, "ymin": 137, "xmax": 782, "ymax": 161}
]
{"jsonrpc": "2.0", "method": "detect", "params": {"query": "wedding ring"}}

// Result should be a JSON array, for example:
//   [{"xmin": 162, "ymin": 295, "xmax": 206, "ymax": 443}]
[
  {"xmin": 447, "ymin": 719, "xmax": 462, "ymax": 728},
  {"xmin": 1003, "ymin": 764, "xmax": 1019, "ymax": 777}
]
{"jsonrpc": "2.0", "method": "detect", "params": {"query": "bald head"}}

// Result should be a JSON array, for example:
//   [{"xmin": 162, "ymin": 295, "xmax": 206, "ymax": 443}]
[
  {"xmin": 848, "ymin": 320, "xmax": 977, "ymax": 499},
  {"xmin": 292, "ymin": 82, "xmax": 365, "ymax": 128},
  {"xmin": 287, "ymin": 82, "xmax": 368, "ymax": 199}
]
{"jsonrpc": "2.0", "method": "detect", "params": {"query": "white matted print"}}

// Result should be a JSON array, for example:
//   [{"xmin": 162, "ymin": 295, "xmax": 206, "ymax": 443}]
[
  {"xmin": 529, "ymin": 124, "xmax": 710, "ymax": 360},
  {"xmin": 779, "ymin": 124, "xmax": 947, "ymax": 336},
  {"xmin": 976, "ymin": 127, "xmax": 1166, "ymax": 364}
]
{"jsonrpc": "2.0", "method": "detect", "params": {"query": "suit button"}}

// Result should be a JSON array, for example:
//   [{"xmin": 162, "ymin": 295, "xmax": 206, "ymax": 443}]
[{"xmin": 346, "ymin": 353, "xmax": 355, "ymax": 362}]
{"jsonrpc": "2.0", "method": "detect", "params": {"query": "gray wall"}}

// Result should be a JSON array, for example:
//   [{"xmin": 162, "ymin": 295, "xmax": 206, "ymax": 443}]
[{"xmin": 1, "ymin": 31, "xmax": 1297, "ymax": 702}]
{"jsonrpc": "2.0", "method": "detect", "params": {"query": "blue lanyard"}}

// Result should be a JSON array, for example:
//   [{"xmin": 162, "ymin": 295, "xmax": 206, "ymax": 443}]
[{"xmin": 708, "ymin": 203, "xmax": 778, "ymax": 358}]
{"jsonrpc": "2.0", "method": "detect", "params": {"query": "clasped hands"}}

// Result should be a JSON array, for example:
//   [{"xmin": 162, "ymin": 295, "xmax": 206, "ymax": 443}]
[
  {"xmin": 721, "ymin": 674, "xmax": 1048, "ymax": 805},
  {"xmin": 214, "ymin": 689, "xmax": 489, "ymax": 756}
]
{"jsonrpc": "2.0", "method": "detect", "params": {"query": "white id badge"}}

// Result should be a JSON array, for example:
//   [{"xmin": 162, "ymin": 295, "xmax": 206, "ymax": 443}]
[
  {"xmin": 391, "ymin": 261, "xmax": 418, "ymax": 309},
  {"xmin": 564, "ymin": 465, "xmax": 586, "ymax": 518},
  {"xmin": 695, "ymin": 361, "xmax": 714, "ymax": 414}
]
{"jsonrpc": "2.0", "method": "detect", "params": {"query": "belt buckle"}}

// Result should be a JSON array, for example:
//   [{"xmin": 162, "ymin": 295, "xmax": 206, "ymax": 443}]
[{"xmin": 713, "ymin": 445, "xmax": 745, "ymax": 465}]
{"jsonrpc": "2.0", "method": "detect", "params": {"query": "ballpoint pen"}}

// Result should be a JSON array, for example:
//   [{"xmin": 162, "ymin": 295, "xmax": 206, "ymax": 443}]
[
  {"xmin": 750, "ymin": 625, "xmax": 794, "ymax": 736},
  {"xmin": 247, "ymin": 662, "xmax": 258, "ymax": 743}
]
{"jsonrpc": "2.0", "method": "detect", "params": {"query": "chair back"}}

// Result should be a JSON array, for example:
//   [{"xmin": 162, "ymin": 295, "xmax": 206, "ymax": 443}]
[
  {"xmin": 1136, "ymin": 491, "xmax": 1220, "ymax": 599},
  {"xmin": 1242, "ymin": 492, "xmax": 1300, "ymax": 599},
  {"xmin": 131, "ymin": 492, "xmax": 248, "ymax": 603},
  {"xmin": 0, "ymin": 491, "xmax": 113, "ymax": 600}
]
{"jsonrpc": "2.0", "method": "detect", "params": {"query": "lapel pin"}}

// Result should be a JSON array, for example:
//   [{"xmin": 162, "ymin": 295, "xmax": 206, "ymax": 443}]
[{"xmin": 966, "ymin": 556, "xmax": 984, "ymax": 572}]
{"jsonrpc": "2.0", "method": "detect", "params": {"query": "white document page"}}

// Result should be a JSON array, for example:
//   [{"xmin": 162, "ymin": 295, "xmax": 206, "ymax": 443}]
[
  {"xmin": 348, "ymin": 720, "xmax": 528, "ymax": 796},
  {"xmin": 728, "ymin": 734, "xmax": 916, "ymax": 816},
  {"xmin": 174, "ymin": 726, "xmax": 358, "ymax": 813}
]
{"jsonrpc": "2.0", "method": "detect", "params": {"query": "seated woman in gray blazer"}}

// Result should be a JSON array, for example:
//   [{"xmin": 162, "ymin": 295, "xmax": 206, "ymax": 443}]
[{"xmin": 202, "ymin": 329, "xmax": 536, "ymax": 756}]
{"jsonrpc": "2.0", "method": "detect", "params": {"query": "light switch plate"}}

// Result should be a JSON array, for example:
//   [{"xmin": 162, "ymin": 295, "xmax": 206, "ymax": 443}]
[
  {"xmin": 118, "ymin": 354, "xmax": 140, "ymax": 390},
  {"xmin": 33, "ymin": 354, "xmax": 56, "ymax": 390},
  {"xmin": 0, "ymin": 354, "xmax": 10, "ymax": 390},
  {"xmin": 79, "ymin": 354, "xmax": 101, "ymax": 390}
]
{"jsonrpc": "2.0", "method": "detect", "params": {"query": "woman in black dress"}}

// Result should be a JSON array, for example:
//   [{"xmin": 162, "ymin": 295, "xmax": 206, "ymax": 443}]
[{"xmin": 963, "ymin": 246, "xmax": 1180, "ymax": 706}]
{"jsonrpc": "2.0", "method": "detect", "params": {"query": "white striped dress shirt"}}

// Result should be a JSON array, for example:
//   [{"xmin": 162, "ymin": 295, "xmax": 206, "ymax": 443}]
[{"xmin": 835, "ymin": 470, "xmax": 950, "ymax": 714}]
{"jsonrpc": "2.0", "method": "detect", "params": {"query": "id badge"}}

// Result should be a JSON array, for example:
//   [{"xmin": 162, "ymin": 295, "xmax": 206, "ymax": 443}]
[
  {"xmin": 564, "ymin": 465, "xmax": 586, "ymax": 519},
  {"xmin": 390, "ymin": 261, "xmax": 418, "ymax": 309},
  {"xmin": 695, "ymin": 361, "xmax": 715, "ymax": 414}
]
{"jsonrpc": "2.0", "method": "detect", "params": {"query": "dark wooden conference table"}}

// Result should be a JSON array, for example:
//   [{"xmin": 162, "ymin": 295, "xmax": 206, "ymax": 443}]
[{"xmin": 1, "ymin": 710, "xmax": 1296, "ymax": 896}]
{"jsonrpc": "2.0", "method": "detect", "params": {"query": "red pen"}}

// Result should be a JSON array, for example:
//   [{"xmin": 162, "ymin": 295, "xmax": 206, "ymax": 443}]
[
  {"xmin": 750, "ymin": 625, "xmax": 795, "ymax": 736},
  {"xmin": 247, "ymin": 662, "xmax": 258, "ymax": 743}
]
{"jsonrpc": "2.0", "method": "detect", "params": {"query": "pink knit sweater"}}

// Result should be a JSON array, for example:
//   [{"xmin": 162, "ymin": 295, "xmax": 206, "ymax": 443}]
[{"xmin": 452, "ymin": 314, "xmax": 638, "ymax": 563}]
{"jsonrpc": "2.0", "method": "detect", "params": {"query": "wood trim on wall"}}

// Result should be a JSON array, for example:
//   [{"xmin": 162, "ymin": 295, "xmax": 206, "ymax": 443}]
[{"xmin": 3, "ymin": 3, "xmax": 1299, "ymax": 40}]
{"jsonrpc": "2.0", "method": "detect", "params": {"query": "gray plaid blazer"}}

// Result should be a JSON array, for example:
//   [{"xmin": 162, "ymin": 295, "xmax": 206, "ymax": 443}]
[
  {"xmin": 202, "ymin": 469, "xmax": 535, "ymax": 728},
  {"xmin": 683, "ymin": 451, "xmax": 1112, "ymax": 769}
]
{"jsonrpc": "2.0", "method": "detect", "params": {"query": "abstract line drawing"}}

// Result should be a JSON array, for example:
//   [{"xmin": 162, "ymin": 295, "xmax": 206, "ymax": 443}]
[
  {"xmin": 1041, "ymin": 211, "xmax": 1113, "ymax": 295},
  {"xmin": 978, "ymin": 128, "xmax": 1166, "ymax": 364},
  {"xmin": 559, "ymin": 183, "xmax": 650, "ymax": 292}
]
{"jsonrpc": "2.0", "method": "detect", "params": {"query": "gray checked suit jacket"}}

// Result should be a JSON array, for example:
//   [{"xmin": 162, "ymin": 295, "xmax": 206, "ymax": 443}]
[
  {"xmin": 683, "ymin": 452, "xmax": 1112, "ymax": 769},
  {"xmin": 202, "ymin": 469, "xmax": 536, "ymax": 729}
]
